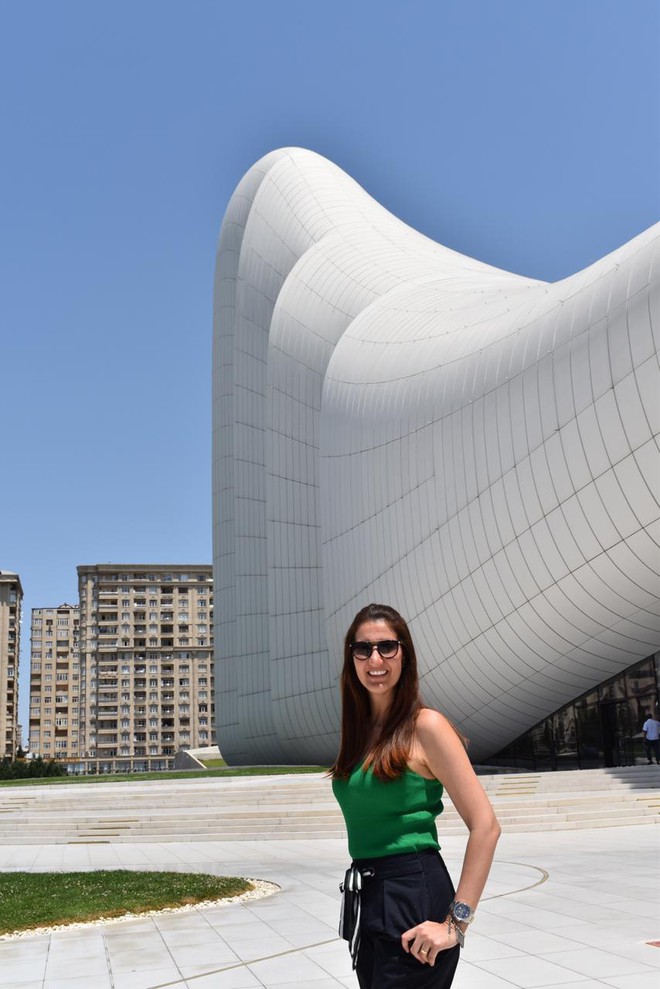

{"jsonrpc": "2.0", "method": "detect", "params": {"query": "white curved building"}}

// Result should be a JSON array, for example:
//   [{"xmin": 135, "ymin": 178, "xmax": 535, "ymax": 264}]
[{"xmin": 213, "ymin": 148, "xmax": 660, "ymax": 765}]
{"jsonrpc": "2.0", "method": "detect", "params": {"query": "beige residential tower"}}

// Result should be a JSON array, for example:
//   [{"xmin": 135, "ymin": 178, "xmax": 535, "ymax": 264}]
[{"xmin": 0, "ymin": 571, "xmax": 23, "ymax": 758}]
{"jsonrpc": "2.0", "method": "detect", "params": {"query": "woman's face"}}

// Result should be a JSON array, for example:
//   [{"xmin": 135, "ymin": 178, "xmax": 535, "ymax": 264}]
[{"xmin": 352, "ymin": 618, "xmax": 403, "ymax": 704}]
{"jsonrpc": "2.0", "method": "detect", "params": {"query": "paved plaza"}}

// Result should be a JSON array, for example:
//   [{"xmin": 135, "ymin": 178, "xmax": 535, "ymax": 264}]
[{"xmin": 0, "ymin": 784, "xmax": 658, "ymax": 989}]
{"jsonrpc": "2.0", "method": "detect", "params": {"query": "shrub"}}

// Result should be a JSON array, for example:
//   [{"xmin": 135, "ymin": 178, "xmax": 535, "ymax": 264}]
[{"xmin": 0, "ymin": 757, "xmax": 67, "ymax": 780}]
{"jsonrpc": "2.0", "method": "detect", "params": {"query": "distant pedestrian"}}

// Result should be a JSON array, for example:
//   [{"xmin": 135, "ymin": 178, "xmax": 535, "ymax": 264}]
[{"xmin": 642, "ymin": 715, "xmax": 660, "ymax": 765}]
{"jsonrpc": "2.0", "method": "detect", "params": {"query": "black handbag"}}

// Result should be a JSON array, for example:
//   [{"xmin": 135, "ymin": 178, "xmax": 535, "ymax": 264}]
[{"xmin": 339, "ymin": 865, "xmax": 362, "ymax": 968}]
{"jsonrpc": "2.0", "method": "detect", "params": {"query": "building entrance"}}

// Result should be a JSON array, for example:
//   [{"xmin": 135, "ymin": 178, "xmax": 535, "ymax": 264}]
[
  {"xmin": 490, "ymin": 653, "xmax": 660, "ymax": 771},
  {"xmin": 599, "ymin": 700, "xmax": 634, "ymax": 768}
]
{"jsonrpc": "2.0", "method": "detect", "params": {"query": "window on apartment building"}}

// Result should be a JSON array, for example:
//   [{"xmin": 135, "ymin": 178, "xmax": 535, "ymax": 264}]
[{"xmin": 57, "ymin": 618, "xmax": 68, "ymax": 626}]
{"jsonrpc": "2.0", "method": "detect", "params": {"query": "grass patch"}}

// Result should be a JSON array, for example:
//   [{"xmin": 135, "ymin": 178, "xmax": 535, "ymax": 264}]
[
  {"xmin": 0, "ymin": 871, "xmax": 252, "ymax": 935},
  {"xmin": 0, "ymin": 766, "xmax": 327, "ymax": 787}
]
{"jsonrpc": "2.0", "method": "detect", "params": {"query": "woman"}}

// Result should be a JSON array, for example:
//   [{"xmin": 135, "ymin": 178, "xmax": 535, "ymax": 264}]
[{"xmin": 332, "ymin": 603, "xmax": 500, "ymax": 988}]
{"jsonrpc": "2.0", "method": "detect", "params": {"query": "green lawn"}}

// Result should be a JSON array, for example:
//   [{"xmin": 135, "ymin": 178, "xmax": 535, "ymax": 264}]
[
  {"xmin": 0, "ymin": 871, "xmax": 252, "ymax": 935},
  {"xmin": 0, "ymin": 766, "xmax": 328, "ymax": 787}
]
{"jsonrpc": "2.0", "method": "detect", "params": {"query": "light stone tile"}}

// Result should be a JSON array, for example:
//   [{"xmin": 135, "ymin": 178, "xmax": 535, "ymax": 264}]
[
  {"xmin": 43, "ymin": 978, "xmax": 113, "ymax": 989},
  {"xmin": 461, "ymin": 934, "xmax": 527, "ymax": 962},
  {"xmin": 107, "ymin": 945, "xmax": 182, "ymax": 974},
  {"xmin": 248, "ymin": 951, "xmax": 337, "ymax": 984},
  {"xmin": 303, "ymin": 941, "xmax": 355, "ymax": 979},
  {"xmin": 530, "ymin": 983, "xmax": 612, "ymax": 989},
  {"xmin": 111, "ymin": 970, "xmax": 185, "ymax": 989},
  {"xmin": 190, "ymin": 971, "xmax": 263, "ymax": 988},
  {"xmin": 473, "ymin": 955, "xmax": 589, "ymax": 987},
  {"xmin": 231, "ymin": 936, "xmax": 297, "ymax": 961},
  {"xmin": 541, "ymin": 946, "xmax": 660, "ymax": 978},
  {"xmin": 455, "ymin": 963, "xmax": 525, "ymax": 989},
  {"xmin": 6, "ymin": 984, "xmax": 47, "ymax": 989},
  {"xmin": 602, "ymin": 974, "xmax": 660, "ymax": 989},
  {"xmin": 263, "ymin": 982, "xmax": 348, "ymax": 989},
  {"xmin": 171, "ymin": 941, "xmax": 240, "ymax": 967},
  {"xmin": 0, "ymin": 961, "xmax": 48, "ymax": 986},
  {"xmin": 602, "ymin": 944, "xmax": 660, "ymax": 968}
]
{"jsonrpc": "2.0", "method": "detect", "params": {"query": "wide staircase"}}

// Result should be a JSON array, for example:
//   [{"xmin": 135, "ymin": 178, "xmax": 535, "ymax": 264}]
[{"xmin": 0, "ymin": 766, "xmax": 657, "ymax": 844}]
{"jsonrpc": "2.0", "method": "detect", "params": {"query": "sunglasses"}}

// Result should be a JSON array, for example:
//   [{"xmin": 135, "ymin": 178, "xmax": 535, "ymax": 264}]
[{"xmin": 350, "ymin": 639, "xmax": 401, "ymax": 661}]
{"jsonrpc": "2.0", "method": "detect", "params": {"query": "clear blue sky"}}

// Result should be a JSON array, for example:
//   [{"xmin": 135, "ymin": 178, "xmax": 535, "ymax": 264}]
[{"xmin": 1, "ymin": 0, "xmax": 658, "ymax": 732}]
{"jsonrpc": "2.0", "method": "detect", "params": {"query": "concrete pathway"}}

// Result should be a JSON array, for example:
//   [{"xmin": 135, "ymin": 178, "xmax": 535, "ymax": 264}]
[{"xmin": 0, "ymin": 819, "xmax": 658, "ymax": 987}]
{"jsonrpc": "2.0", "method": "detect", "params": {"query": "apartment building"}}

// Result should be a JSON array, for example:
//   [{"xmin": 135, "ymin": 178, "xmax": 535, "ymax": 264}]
[
  {"xmin": 28, "ymin": 603, "xmax": 80, "ymax": 760},
  {"xmin": 0, "ymin": 571, "xmax": 23, "ymax": 758},
  {"xmin": 77, "ymin": 565, "xmax": 214, "ymax": 767}
]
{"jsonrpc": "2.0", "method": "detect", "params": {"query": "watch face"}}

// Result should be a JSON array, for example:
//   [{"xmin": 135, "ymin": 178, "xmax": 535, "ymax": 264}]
[{"xmin": 453, "ymin": 902, "xmax": 472, "ymax": 921}]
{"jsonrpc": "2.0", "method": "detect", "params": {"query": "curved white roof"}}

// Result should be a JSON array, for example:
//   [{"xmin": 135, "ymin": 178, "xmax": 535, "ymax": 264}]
[{"xmin": 213, "ymin": 148, "xmax": 660, "ymax": 763}]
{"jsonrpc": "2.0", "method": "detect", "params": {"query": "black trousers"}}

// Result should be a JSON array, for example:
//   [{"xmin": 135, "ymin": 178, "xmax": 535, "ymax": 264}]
[
  {"xmin": 644, "ymin": 738, "xmax": 660, "ymax": 763},
  {"xmin": 352, "ymin": 849, "xmax": 460, "ymax": 989}
]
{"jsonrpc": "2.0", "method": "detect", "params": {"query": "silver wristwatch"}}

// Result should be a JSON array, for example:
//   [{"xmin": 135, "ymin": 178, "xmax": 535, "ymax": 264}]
[{"xmin": 449, "ymin": 899, "xmax": 476, "ymax": 925}]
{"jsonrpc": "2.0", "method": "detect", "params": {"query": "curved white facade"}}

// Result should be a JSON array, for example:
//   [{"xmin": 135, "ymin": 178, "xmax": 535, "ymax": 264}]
[{"xmin": 213, "ymin": 148, "xmax": 660, "ymax": 764}]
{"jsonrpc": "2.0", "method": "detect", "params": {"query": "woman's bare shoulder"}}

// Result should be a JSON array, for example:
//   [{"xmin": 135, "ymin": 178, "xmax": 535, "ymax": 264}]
[{"xmin": 416, "ymin": 706, "xmax": 453, "ymax": 736}]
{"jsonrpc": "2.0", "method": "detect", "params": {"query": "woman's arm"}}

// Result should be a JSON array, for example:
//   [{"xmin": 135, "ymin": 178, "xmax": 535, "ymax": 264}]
[{"xmin": 401, "ymin": 708, "xmax": 501, "ymax": 967}]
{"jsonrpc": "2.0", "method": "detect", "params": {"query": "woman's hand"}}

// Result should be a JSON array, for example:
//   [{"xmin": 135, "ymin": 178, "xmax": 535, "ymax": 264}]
[{"xmin": 401, "ymin": 918, "xmax": 459, "ymax": 965}]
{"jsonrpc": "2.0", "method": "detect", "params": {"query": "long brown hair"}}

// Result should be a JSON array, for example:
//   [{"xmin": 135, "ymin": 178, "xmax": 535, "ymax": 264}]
[{"xmin": 330, "ymin": 603, "xmax": 423, "ymax": 781}]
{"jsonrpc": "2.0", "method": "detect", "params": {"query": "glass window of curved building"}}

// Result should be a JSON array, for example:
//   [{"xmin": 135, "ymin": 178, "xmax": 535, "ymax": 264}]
[{"xmin": 489, "ymin": 653, "xmax": 660, "ymax": 771}]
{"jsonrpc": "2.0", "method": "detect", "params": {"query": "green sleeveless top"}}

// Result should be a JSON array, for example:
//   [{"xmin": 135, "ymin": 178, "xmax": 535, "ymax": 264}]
[{"xmin": 332, "ymin": 763, "xmax": 444, "ymax": 860}]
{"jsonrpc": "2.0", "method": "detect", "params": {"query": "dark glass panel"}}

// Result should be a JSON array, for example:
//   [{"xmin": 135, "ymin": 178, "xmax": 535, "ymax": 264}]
[
  {"xmin": 554, "ymin": 706, "xmax": 579, "ymax": 769},
  {"xmin": 626, "ymin": 659, "xmax": 656, "ymax": 698},
  {"xmin": 599, "ymin": 676, "xmax": 626, "ymax": 702},
  {"xmin": 576, "ymin": 702, "xmax": 603, "ymax": 768}
]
